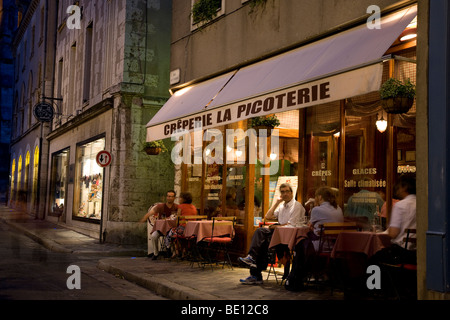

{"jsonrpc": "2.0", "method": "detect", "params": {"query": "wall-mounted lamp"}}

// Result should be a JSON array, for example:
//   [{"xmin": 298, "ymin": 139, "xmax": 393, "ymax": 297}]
[
  {"xmin": 376, "ymin": 114, "xmax": 388, "ymax": 133},
  {"xmin": 399, "ymin": 27, "xmax": 417, "ymax": 42}
]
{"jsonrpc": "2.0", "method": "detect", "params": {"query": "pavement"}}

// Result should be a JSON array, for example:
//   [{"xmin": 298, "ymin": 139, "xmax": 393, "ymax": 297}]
[{"xmin": 0, "ymin": 205, "xmax": 347, "ymax": 301}]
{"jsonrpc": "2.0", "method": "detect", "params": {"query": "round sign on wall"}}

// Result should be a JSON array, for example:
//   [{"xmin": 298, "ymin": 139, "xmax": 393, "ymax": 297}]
[
  {"xmin": 96, "ymin": 151, "xmax": 112, "ymax": 167},
  {"xmin": 33, "ymin": 102, "xmax": 55, "ymax": 122}
]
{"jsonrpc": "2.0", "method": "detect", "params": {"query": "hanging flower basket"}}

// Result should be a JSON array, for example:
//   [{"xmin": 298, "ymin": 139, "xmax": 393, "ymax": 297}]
[
  {"xmin": 253, "ymin": 125, "xmax": 274, "ymax": 137},
  {"xmin": 250, "ymin": 115, "xmax": 280, "ymax": 137},
  {"xmin": 380, "ymin": 78, "xmax": 415, "ymax": 114},
  {"xmin": 144, "ymin": 147, "xmax": 162, "ymax": 155},
  {"xmin": 381, "ymin": 97, "xmax": 414, "ymax": 114},
  {"xmin": 143, "ymin": 140, "xmax": 167, "ymax": 155}
]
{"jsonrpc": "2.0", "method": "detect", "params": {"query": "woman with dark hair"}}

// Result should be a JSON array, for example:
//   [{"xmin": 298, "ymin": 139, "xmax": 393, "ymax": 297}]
[
  {"xmin": 165, "ymin": 192, "xmax": 197, "ymax": 258},
  {"xmin": 308, "ymin": 186, "xmax": 344, "ymax": 251}
]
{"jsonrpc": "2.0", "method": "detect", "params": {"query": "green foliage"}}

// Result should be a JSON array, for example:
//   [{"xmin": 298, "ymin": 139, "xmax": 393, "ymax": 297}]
[
  {"xmin": 192, "ymin": 0, "xmax": 222, "ymax": 25},
  {"xmin": 248, "ymin": 0, "xmax": 268, "ymax": 11},
  {"xmin": 380, "ymin": 78, "xmax": 416, "ymax": 99},
  {"xmin": 143, "ymin": 140, "xmax": 168, "ymax": 153},
  {"xmin": 250, "ymin": 115, "xmax": 280, "ymax": 128}
]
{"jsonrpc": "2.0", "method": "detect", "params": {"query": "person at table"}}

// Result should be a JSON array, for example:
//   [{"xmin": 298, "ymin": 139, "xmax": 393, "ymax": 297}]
[
  {"xmin": 308, "ymin": 186, "xmax": 344, "ymax": 252},
  {"xmin": 140, "ymin": 190, "xmax": 178, "ymax": 260},
  {"xmin": 239, "ymin": 183, "xmax": 305, "ymax": 285},
  {"xmin": 371, "ymin": 174, "xmax": 416, "ymax": 265},
  {"xmin": 345, "ymin": 181, "xmax": 385, "ymax": 229},
  {"xmin": 165, "ymin": 192, "xmax": 197, "ymax": 259}
]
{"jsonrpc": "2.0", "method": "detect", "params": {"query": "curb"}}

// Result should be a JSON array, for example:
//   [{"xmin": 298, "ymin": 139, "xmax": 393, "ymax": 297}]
[
  {"xmin": 97, "ymin": 260, "xmax": 220, "ymax": 300},
  {"xmin": 1, "ymin": 218, "xmax": 74, "ymax": 253}
]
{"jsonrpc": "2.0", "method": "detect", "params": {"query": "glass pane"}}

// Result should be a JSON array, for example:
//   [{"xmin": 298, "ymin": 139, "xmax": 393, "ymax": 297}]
[
  {"xmin": 74, "ymin": 138, "xmax": 105, "ymax": 221},
  {"xmin": 49, "ymin": 149, "xmax": 69, "ymax": 217},
  {"xmin": 225, "ymin": 164, "xmax": 247, "ymax": 225},
  {"xmin": 344, "ymin": 95, "xmax": 386, "ymax": 227}
]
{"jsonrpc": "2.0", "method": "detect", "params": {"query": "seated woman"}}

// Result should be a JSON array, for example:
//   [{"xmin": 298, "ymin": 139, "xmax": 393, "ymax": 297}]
[{"xmin": 165, "ymin": 192, "xmax": 197, "ymax": 258}]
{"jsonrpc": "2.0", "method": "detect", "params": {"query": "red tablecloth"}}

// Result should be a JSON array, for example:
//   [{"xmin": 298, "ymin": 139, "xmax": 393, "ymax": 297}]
[
  {"xmin": 269, "ymin": 226, "xmax": 310, "ymax": 250},
  {"xmin": 184, "ymin": 220, "xmax": 234, "ymax": 243},
  {"xmin": 151, "ymin": 219, "xmax": 177, "ymax": 235},
  {"xmin": 330, "ymin": 231, "xmax": 392, "ymax": 258}
]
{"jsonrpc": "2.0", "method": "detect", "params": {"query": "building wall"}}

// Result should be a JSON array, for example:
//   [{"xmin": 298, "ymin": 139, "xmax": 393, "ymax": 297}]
[
  {"xmin": 0, "ymin": 0, "xmax": 17, "ymax": 203},
  {"xmin": 48, "ymin": 0, "xmax": 173, "ymax": 244},
  {"xmin": 170, "ymin": 0, "xmax": 402, "ymax": 85},
  {"xmin": 10, "ymin": 0, "xmax": 57, "ymax": 217}
]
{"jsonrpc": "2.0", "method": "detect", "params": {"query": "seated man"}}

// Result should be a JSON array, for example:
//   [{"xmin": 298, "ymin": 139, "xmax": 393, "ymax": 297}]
[
  {"xmin": 140, "ymin": 190, "xmax": 178, "ymax": 260},
  {"xmin": 371, "ymin": 174, "xmax": 416, "ymax": 265},
  {"xmin": 239, "ymin": 183, "xmax": 305, "ymax": 285}
]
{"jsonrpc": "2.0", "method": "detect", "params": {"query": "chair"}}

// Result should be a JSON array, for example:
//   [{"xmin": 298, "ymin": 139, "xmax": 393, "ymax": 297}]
[
  {"xmin": 202, "ymin": 216, "xmax": 236, "ymax": 270},
  {"xmin": 266, "ymin": 249, "xmax": 280, "ymax": 284},
  {"xmin": 172, "ymin": 215, "xmax": 207, "ymax": 262},
  {"xmin": 381, "ymin": 228, "xmax": 417, "ymax": 299},
  {"xmin": 309, "ymin": 222, "xmax": 358, "ymax": 291}
]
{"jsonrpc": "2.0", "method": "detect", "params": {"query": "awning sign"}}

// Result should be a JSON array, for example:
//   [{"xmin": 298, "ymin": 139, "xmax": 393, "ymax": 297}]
[{"xmin": 147, "ymin": 64, "xmax": 383, "ymax": 141}]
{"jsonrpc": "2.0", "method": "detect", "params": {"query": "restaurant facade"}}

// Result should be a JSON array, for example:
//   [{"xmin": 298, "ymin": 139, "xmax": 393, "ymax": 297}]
[{"xmin": 146, "ymin": 0, "xmax": 450, "ymax": 299}]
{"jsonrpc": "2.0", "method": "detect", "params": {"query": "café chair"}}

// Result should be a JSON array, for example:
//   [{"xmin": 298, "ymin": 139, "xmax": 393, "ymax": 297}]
[
  {"xmin": 381, "ymin": 228, "xmax": 417, "ymax": 300},
  {"xmin": 309, "ymin": 222, "xmax": 358, "ymax": 292},
  {"xmin": 201, "ymin": 216, "xmax": 236, "ymax": 270},
  {"xmin": 172, "ymin": 215, "xmax": 207, "ymax": 263}
]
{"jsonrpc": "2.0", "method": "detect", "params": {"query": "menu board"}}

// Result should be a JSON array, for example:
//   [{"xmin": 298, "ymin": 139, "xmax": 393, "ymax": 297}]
[{"xmin": 270, "ymin": 176, "xmax": 298, "ymax": 207}]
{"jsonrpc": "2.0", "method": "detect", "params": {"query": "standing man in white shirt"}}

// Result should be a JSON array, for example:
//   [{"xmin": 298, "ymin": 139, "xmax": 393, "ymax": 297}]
[{"xmin": 239, "ymin": 183, "xmax": 305, "ymax": 284}]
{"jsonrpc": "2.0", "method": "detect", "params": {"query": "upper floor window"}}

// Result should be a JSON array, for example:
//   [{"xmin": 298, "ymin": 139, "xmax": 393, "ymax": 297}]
[{"xmin": 191, "ymin": 0, "xmax": 225, "ymax": 30}]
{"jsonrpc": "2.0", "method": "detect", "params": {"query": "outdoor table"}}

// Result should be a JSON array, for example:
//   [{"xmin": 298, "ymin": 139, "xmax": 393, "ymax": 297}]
[
  {"xmin": 151, "ymin": 218, "xmax": 177, "ymax": 235},
  {"xmin": 330, "ymin": 231, "xmax": 392, "ymax": 259},
  {"xmin": 184, "ymin": 220, "xmax": 234, "ymax": 243},
  {"xmin": 268, "ymin": 225, "xmax": 310, "ymax": 250}
]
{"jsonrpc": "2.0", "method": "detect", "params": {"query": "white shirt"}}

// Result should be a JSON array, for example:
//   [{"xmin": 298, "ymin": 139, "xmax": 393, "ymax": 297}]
[
  {"xmin": 389, "ymin": 194, "xmax": 416, "ymax": 249},
  {"xmin": 274, "ymin": 198, "xmax": 305, "ymax": 227}
]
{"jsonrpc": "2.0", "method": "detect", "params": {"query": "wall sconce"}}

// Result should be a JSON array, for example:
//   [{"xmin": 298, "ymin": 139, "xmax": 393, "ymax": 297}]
[
  {"xmin": 235, "ymin": 150, "xmax": 243, "ymax": 158},
  {"xmin": 333, "ymin": 132, "xmax": 340, "ymax": 138},
  {"xmin": 376, "ymin": 114, "xmax": 388, "ymax": 133},
  {"xmin": 399, "ymin": 27, "xmax": 417, "ymax": 42},
  {"xmin": 270, "ymin": 153, "xmax": 278, "ymax": 161}
]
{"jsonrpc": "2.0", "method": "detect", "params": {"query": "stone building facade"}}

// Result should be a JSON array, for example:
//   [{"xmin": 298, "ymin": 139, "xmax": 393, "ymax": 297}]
[
  {"xmin": 9, "ymin": 0, "xmax": 57, "ymax": 216},
  {"xmin": 10, "ymin": 0, "xmax": 174, "ymax": 245}
]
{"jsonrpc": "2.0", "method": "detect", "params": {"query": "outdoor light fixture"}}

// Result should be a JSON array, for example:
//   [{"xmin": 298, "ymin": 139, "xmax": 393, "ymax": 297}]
[
  {"xmin": 399, "ymin": 27, "xmax": 417, "ymax": 41},
  {"xmin": 376, "ymin": 114, "xmax": 388, "ymax": 133},
  {"xmin": 173, "ymin": 86, "xmax": 192, "ymax": 97}
]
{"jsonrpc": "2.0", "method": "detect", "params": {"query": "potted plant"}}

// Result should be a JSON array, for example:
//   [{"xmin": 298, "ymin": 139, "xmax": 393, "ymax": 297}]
[
  {"xmin": 380, "ymin": 78, "xmax": 416, "ymax": 114},
  {"xmin": 249, "ymin": 115, "xmax": 280, "ymax": 137},
  {"xmin": 192, "ymin": 0, "xmax": 222, "ymax": 25},
  {"xmin": 143, "ymin": 140, "xmax": 168, "ymax": 155}
]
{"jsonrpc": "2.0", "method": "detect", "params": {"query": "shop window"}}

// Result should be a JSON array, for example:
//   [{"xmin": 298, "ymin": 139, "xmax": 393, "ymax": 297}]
[
  {"xmin": 303, "ymin": 103, "xmax": 340, "ymax": 213},
  {"xmin": 49, "ymin": 149, "xmax": 70, "ymax": 217},
  {"xmin": 24, "ymin": 151, "xmax": 30, "ymax": 203},
  {"xmin": 10, "ymin": 159, "xmax": 16, "ymax": 201},
  {"xmin": 32, "ymin": 146, "xmax": 39, "ymax": 209},
  {"xmin": 74, "ymin": 137, "xmax": 105, "ymax": 222},
  {"xmin": 17, "ymin": 155, "xmax": 22, "ymax": 200}
]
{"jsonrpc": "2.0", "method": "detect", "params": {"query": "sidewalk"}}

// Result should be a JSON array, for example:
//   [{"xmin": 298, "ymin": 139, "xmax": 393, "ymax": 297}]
[{"xmin": 0, "ymin": 206, "xmax": 345, "ymax": 301}]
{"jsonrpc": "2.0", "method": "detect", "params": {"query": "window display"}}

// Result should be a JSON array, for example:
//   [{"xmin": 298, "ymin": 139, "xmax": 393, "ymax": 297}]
[
  {"xmin": 49, "ymin": 149, "xmax": 69, "ymax": 217},
  {"xmin": 74, "ymin": 137, "xmax": 105, "ymax": 221}
]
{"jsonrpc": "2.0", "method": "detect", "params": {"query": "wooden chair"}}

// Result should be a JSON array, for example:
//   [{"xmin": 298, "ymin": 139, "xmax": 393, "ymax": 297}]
[
  {"xmin": 309, "ymin": 222, "xmax": 358, "ymax": 291},
  {"xmin": 202, "ymin": 216, "xmax": 236, "ymax": 270}
]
